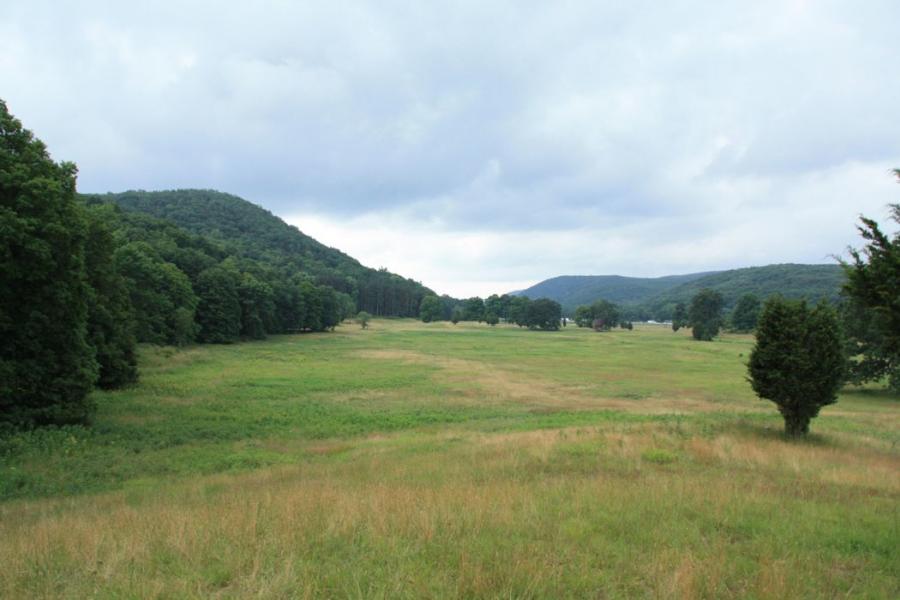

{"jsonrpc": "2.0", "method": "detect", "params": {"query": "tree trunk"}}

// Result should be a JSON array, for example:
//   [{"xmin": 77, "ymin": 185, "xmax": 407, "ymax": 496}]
[{"xmin": 784, "ymin": 414, "xmax": 810, "ymax": 437}]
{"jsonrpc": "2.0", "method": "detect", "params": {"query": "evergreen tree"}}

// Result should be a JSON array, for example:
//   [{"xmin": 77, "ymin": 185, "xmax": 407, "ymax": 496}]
[
  {"xmin": 748, "ymin": 298, "xmax": 846, "ymax": 436},
  {"xmin": 83, "ymin": 204, "xmax": 138, "ymax": 388},
  {"xmin": 842, "ymin": 202, "xmax": 900, "ymax": 390},
  {"xmin": 688, "ymin": 289, "xmax": 724, "ymax": 341},
  {"xmin": 0, "ymin": 100, "xmax": 98, "ymax": 426}
]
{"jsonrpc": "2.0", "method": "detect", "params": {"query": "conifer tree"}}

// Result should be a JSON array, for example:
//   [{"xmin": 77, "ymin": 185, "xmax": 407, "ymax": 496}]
[{"xmin": 748, "ymin": 298, "xmax": 845, "ymax": 436}]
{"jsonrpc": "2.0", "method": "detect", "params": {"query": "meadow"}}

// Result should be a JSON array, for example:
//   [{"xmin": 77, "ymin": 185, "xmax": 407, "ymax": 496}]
[{"xmin": 1, "ymin": 320, "xmax": 897, "ymax": 598}]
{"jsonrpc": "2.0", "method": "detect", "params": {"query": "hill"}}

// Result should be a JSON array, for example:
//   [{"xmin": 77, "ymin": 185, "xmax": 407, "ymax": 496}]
[
  {"xmin": 514, "ymin": 273, "xmax": 713, "ymax": 309},
  {"xmin": 517, "ymin": 264, "xmax": 846, "ymax": 319},
  {"xmin": 641, "ymin": 264, "xmax": 846, "ymax": 318},
  {"xmin": 92, "ymin": 189, "xmax": 434, "ymax": 317}
]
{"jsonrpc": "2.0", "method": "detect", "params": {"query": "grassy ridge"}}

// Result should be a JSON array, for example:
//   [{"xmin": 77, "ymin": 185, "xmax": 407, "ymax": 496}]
[{"xmin": 1, "ymin": 321, "xmax": 897, "ymax": 597}]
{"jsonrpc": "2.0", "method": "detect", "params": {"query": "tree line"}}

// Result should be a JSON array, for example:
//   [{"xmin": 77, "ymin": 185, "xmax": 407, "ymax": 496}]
[
  {"xmin": 419, "ymin": 293, "xmax": 563, "ymax": 330},
  {"xmin": 0, "ymin": 101, "xmax": 404, "ymax": 429}
]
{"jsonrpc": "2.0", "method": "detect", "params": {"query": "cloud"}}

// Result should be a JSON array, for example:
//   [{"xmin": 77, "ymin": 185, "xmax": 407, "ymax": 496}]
[{"xmin": 2, "ymin": 1, "xmax": 899, "ymax": 296}]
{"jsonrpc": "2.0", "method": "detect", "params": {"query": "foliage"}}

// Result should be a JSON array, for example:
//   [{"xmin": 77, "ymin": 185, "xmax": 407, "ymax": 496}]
[
  {"xmin": 237, "ymin": 272, "xmax": 275, "ymax": 339},
  {"xmin": 671, "ymin": 302, "xmax": 687, "ymax": 332},
  {"xmin": 841, "ymin": 203, "xmax": 900, "ymax": 390},
  {"xmin": 114, "ymin": 241, "xmax": 199, "ymax": 345},
  {"xmin": 506, "ymin": 296, "xmax": 530, "ymax": 326},
  {"xmin": 0, "ymin": 100, "xmax": 98, "ymax": 427},
  {"xmin": 730, "ymin": 293, "xmax": 761, "ymax": 332},
  {"xmin": 462, "ymin": 297, "xmax": 486, "ymax": 322},
  {"xmin": 195, "ymin": 265, "xmax": 242, "ymax": 343},
  {"xmin": 573, "ymin": 299, "xmax": 620, "ymax": 330},
  {"xmin": 688, "ymin": 289, "xmax": 724, "ymax": 341},
  {"xmin": 357, "ymin": 311, "xmax": 371, "ymax": 329},
  {"xmin": 517, "ymin": 265, "xmax": 846, "ymax": 320},
  {"xmin": 485, "ymin": 312, "xmax": 499, "ymax": 326},
  {"xmin": 748, "ymin": 298, "xmax": 846, "ymax": 436},
  {"xmin": 450, "ymin": 306, "xmax": 463, "ymax": 325},
  {"xmin": 524, "ymin": 298, "xmax": 562, "ymax": 331},
  {"xmin": 419, "ymin": 295, "xmax": 442, "ymax": 323},
  {"xmin": 82, "ymin": 205, "xmax": 138, "ymax": 388},
  {"xmin": 517, "ymin": 273, "xmax": 709, "ymax": 311},
  {"xmin": 101, "ymin": 190, "xmax": 435, "ymax": 318}
]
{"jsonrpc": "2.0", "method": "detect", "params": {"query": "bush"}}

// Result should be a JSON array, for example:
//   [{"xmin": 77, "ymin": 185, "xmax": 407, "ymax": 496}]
[{"xmin": 748, "ymin": 297, "xmax": 845, "ymax": 437}]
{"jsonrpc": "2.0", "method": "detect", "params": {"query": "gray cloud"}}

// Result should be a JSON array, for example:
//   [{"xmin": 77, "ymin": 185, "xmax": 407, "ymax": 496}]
[{"xmin": 2, "ymin": 1, "xmax": 899, "ymax": 295}]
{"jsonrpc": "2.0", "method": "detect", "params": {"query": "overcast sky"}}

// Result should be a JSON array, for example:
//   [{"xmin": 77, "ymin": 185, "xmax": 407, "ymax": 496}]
[{"xmin": 3, "ymin": 1, "xmax": 899, "ymax": 297}]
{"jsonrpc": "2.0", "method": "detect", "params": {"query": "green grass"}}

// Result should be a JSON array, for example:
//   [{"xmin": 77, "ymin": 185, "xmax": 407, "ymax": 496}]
[{"xmin": 1, "ymin": 320, "xmax": 898, "ymax": 598}]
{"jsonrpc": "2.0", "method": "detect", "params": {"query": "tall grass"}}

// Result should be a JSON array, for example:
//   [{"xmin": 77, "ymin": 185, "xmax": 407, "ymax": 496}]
[{"xmin": 1, "ymin": 321, "xmax": 897, "ymax": 597}]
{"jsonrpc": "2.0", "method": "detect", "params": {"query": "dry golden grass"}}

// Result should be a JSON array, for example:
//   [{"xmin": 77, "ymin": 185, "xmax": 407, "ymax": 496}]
[{"xmin": 2, "ymin": 423, "xmax": 897, "ymax": 598}]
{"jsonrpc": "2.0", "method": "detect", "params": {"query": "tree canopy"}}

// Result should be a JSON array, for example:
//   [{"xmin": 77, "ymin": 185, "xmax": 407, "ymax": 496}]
[
  {"xmin": 1, "ymin": 100, "xmax": 99, "ymax": 426},
  {"xmin": 419, "ymin": 295, "xmax": 442, "ymax": 323},
  {"xmin": 748, "ymin": 298, "xmax": 845, "ymax": 436},
  {"xmin": 573, "ymin": 300, "xmax": 620, "ymax": 330},
  {"xmin": 730, "ymin": 293, "xmax": 761, "ymax": 332},
  {"xmin": 841, "ymin": 201, "xmax": 900, "ymax": 390},
  {"xmin": 688, "ymin": 289, "xmax": 725, "ymax": 341}
]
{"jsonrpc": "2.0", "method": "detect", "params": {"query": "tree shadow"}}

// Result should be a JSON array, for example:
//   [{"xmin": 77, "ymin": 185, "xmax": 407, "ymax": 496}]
[{"xmin": 726, "ymin": 418, "xmax": 836, "ymax": 447}]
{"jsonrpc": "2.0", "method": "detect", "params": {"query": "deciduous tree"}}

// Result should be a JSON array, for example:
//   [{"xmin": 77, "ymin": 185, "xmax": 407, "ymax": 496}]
[
  {"xmin": 672, "ymin": 302, "xmax": 687, "ymax": 332},
  {"xmin": 688, "ymin": 289, "xmax": 724, "ymax": 341},
  {"xmin": 730, "ymin": 293, "xmax": 761, "ymax": 332},
  {"xmin": 1, "ymin": 100, "xmax": 98, "ymax": 426},
  {"xmin": 419, "ymin": 295, "xmax": 442, "ymax": 323}
]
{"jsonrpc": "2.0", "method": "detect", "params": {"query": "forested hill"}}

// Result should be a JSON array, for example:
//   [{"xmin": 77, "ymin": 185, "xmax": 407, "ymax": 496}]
[
  {"xmin": 514, "ymin": 272, "xmax": 713, "ymax": 309},
  {"xmin": 640, "ymin": 264, "xmax": 846, "ymax": 318},
  {"xmin": 517, "ymin": 264, "xmax": 846, "ymax": 319},
  {"xmin": 93, "ymin": 189, "xmax": 434, "ymax": 317}
]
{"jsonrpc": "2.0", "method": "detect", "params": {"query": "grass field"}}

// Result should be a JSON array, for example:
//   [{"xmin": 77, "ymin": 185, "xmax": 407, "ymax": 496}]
[{"xmin": 1, "ymin": 320, "xmax": 898, "ymax": 598}]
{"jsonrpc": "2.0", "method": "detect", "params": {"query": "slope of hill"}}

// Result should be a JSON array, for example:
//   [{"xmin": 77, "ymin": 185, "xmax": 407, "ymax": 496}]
[
  {"xmin": 642, "ymin": 264, "xmax": 846, "ymax": 318},
  {"xmin": 515, "ymin": 273, "xmax": 714, "ymax": 309},
  {"xmin": 517, "ymin": 264, "xmax": 846, "ymax": 319},
  {"xmin": 91, "ymin": 189, "xmax": 434, "ymax": 317}
]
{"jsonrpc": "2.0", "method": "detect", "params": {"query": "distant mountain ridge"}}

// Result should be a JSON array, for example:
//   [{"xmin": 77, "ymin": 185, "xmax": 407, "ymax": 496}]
[
  {"xmin": 516, "ymin": 264, "xmax": 846, "ymax": 319},
  {"xmin": 514, "ymin": 272, "xmax": 716, "ymax": 307}
]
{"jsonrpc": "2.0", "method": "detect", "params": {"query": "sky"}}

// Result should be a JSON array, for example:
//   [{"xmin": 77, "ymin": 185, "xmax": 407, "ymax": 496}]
[{"xmin": 3, "ymin": 1, "xmax": 899, "ymax": 297}]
